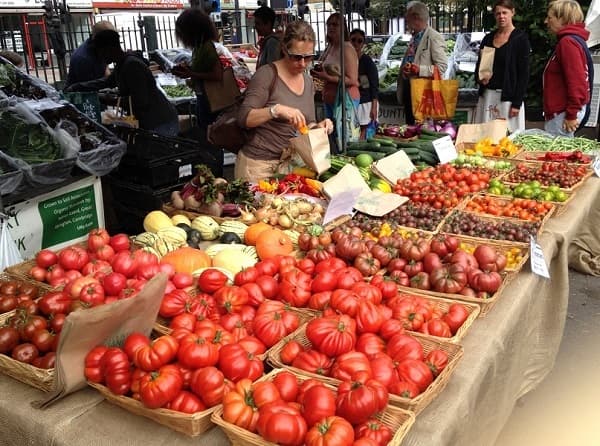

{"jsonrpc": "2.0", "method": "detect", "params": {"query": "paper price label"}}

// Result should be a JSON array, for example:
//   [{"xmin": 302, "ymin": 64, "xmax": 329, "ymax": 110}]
[
  {"xmin": 432, "ymin": 136, "xmax": 458, "ymax": 164},
  {"xmin": 530, "ymin": 236, "xmax": 550, "ymax": 278},
  {"xmin": 178, "ymin": 164, "xmax": 192, "ymax": 179},
  {"xmin": 593, "ymin": 156, "xmax": 600, "ymax": 177}
]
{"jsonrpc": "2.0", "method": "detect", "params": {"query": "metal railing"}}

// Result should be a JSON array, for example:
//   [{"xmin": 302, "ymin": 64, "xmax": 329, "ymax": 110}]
[{"xmin": 0, "ymin": 1, "xmax": 485, "ymax": 86}]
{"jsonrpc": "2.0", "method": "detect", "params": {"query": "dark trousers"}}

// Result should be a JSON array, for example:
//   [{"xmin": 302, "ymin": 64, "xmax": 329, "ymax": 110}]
[{"xmin": 402, "ymin": 78, "xmax": 416, "ymax": 125}]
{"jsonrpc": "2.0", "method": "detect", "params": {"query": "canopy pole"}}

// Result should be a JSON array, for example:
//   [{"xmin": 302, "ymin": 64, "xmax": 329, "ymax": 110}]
[{"xmin": 339, "ymin": 2, "xmax": 346, "ymax": 153}]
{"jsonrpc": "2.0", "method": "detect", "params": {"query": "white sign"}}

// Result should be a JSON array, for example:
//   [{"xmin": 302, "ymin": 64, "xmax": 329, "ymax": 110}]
[
  {"xmin": 432, "ymin": 135, "xmax": 458, "ymax": 164},
  {"xmin": 529, "ymin": 236, "xmax": 550, "ymax": 279},
  {"xmin": 322, "ymin": 187, "xmax": 362, "ymax": 226},
  {"xmin": 4, "ymin": 176, "xmax": 104, "ymax": 261},
  {"xmin": 593, "ymin": 155, "xmax": 600, "ymax": 177}
]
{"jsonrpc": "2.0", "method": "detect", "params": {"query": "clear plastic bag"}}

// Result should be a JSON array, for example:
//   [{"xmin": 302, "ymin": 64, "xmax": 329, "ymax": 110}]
[{"xmin": 0, "ymin": 217, "xmax": 22, "ymax": 270}]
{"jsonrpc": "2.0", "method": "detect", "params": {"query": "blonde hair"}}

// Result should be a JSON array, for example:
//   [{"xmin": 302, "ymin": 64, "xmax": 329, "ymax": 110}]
[
  {"xmin": 282, "ymin": 20, "xmax": 315, "ymax": 50},
  {"xmin": 548, "ymin": 0, "xmax": 584, "ymax": 24}
]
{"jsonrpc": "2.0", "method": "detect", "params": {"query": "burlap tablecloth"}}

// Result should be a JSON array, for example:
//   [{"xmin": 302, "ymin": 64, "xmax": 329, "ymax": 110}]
[{"xmin": 0, "ymin": 176, "xmax": 598, "ymax": 446}]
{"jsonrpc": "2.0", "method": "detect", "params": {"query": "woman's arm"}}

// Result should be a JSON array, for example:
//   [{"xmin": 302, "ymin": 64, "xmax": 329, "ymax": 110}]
[{"xmin": 343, "ymin": 42, "xmax": 359, "ymax": 87}]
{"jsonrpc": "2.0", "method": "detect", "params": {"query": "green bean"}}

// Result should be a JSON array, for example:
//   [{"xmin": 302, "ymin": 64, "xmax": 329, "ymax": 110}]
[{"xmin": 513, "ymin": 134, "xmax": 600, "ymax": 154}]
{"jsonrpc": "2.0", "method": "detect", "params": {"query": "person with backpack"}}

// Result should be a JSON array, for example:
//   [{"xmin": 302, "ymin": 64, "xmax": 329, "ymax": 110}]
[
  {"xmin": 254, "ymin": 6, "xmax": 282, "ymax": 68},
  {"xmin": 543, "ymin": 0, "xmax": 593, "ymax": 136}
]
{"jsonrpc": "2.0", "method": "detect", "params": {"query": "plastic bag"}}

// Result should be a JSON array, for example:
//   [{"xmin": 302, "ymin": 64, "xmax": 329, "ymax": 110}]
[
  {"xmin": 333, "ymin": 83, "xmax": 361, "ymax": 153},
  {"xmin": 0, "ymin": 217, "xmax": 22, "ymax": 270},
  {"xmin": 366, "ymin": 120, "xmax": 378, "ymax": 139}
]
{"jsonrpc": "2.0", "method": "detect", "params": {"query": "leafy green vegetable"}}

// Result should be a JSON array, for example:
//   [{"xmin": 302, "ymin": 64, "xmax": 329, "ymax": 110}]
[
  {"xmin": 0, "ymin": 110, "xmax": 62, "ymax": 164},
  {"xmin": 162, "ymin": 84, "xmax": 194, "ymax": 98},
  {"xmin": 0, "ymin": 63, "xmax": 16, "ymax": 88}
]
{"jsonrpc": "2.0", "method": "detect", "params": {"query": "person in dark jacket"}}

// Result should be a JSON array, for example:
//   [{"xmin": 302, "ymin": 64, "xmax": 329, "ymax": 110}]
[
  {"xmin": 350, "ymin": 29, "xmax": 379, "ymax": 139},
  {"xmin": 67, "ymin": 30, "xmax": 178, "ymax": 137},
  {"xmin": 543, "ymin": 0, "xmax": 591, "ymax": 136},
  {"xmin": 254, "ymin": 6, "xmax": 281, "ymax": 68},
  {"xmin": 66, "ymin": 21, "xmax": 115, "ymax": 88},
  {"xmin": 474, "ymin": 0, "xmax": 530, "ymax": 132}
]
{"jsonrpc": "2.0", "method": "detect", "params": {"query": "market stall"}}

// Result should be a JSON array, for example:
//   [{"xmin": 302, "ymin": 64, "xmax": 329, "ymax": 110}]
[{"xmin": 0, "ymin": 173, "xmax": 597, "ymax": 445}]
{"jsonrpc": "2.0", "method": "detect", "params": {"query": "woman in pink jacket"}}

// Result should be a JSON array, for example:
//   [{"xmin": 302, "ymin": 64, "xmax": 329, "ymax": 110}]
[{"xmin": 543, "ymin": 0, "xmax": 592, "ymax": 136}]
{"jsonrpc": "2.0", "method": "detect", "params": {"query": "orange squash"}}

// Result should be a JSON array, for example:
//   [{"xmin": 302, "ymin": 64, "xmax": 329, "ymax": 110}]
[
  {"xmin": 244, "ymin": 222, "xmax": 272, "ymax": 246},
  {"xmin": 161, "ymin": 247, "xmax": 211, "ymax": 274},
  {"xmin": 255, "ymin": 228, "xmax": 293, "ymax": 260}
]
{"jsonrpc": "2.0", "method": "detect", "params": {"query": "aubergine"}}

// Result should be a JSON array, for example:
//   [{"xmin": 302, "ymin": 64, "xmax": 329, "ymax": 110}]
[
  {"xmin": 220, "ymin": 232, "xmax": 242, "ymax": 244},
  {"xmin": 186, "ymin": 229, "xmax": 202, "ymax": 248}
]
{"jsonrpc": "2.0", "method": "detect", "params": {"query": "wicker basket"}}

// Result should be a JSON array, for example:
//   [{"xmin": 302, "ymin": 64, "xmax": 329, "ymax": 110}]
[
  {"xmin": 88, "ymin": 382, "xmax": 216, "ymax": 436},
  {"xmin": 514, "ymin": 150, "xmax": 594, "ymax": 166},
  {"xmin": 498, "ymin": 162, "xmax": 593, "ymax": 192},
  {"xmin": 450, "ymin": 234, "xmax": 530, "ymax": 274},
  {"xmin": 267, "ymin": 325, "xmax": 463, "ymax": 415},
  {"xmin": 459, "ymin": 194, "xmax": 556, "ymax": 228},
  {"xmin": 0, "ymin": 311, "xmax": 55, "ymax": 391},
  {"xmin": 397, "ymin": 271, "xmax": 516, "ymax": 317},
  {"xmin": 211, "ymin": 368, "xmax": 416, "ymax": 446}
]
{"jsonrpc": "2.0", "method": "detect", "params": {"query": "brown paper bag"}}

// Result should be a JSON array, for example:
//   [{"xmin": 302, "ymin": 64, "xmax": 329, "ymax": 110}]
[
  {"xmin": 455, "ymin": 119, "xmax": 508, "ymax": 150},
  {"xmin": 36, "ymin": 273, "xmax": 168, "ymax": 408},
  {"xmin": 410, "ymin": 67, "xmax": 459, "ymax": 121},
  {"xmin": 478, "ymin": 46, "xmax": 495, "ymax": 82},
  {"xmin": 290, "ymin": 128, "xmax": 331, "ymax": 174},
  {"xmin": 204, "ymin": 66, "xmax": 242, "ymax": 113}
]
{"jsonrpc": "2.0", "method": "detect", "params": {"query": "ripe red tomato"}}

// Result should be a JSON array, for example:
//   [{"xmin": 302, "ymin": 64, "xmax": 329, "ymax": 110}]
[
  {"xmin": 165, "ymin": 390, "xmax": 206, "ymax": 413},
  {"xmin": 109, "ymin": 233, "xmax": 131, "ymax": 252},
  {"xmin": 84, "ymin": 345, "xmax": 109, "ymax": 383},
  {"xmin": 139, "ymin": 363, "xmax": 183, "ymax": 409},
  {"xmin": 425, "ymin": 349, "xmax": 449, "ymax": 377},
  {"xmin": 300, "ymin": 382, "xmax": 337, "ymax": 428},
  {"xmin": 35, "ymin": 249, "xmax": 58, "ymax": 268},
  {"xmin": 197, "ymin": 268, "xmax": 230, "ymax": 293},
  {"xmin": 305, "ymin": 314, "xmax": 357, "ymax": 357},
  {"xmin": 442, "ymin": 303, "xmax": 470, "ymax": 334},
  {"xmin": 12, "ymin": 343, "xmax": 39, "ymax": 364},
  {"xmin": 336, "ymin": 374, "xmax": 389, "ymax": 424},
  {"xmin": 101, "ymin": 272, "xmax": 128, "ymax": 296},
  {"xmin": 190, "ymin": 366, "xmax": 226, "ymax": 407},
  {"xmin": 88, "ymin": 228, "xmax": 110, "ymax": 251},
  {"xmin": 272, "ymin": 371, "xmax": 299, "ymax": 403},
  {"xmin": 171, "ymin": 272, "xmax": 193, "ymax": 289},
  {"xmin": 305, "ymin": 416, "xmax": 354, "ymax": 446},
  {"xmin": 58, "ymin": 246, "xmax": 89, "ymax": 271},
  {"xmin": 280, "ymin": 340, "xmax": 304, "ymax": 365},
  {"xmin": 354, "ymin": 419, "xmax": 393, "ymax": 446},
  {"xmin": 396, "ymin": 359, "xmax": 433, "ymax": 393}
]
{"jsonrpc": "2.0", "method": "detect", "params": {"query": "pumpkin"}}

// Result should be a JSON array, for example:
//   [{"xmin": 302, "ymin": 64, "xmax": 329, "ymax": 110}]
[
  {"xmin": 244, "ymin": 222, "xmax": 272, "ymax": 246},
  {"xmin": 255, "ymin": 228, "xmax": 294, "ymax": 260},
  {"xmin": 160, "ymin": 247, "xmax": 211, "ymax": 274}
]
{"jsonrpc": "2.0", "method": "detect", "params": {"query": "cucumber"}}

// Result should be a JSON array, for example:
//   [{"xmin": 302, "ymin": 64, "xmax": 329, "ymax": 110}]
[
  {"xmin": 407, "ymin": 153, "xmax": 421, "ymax": 162},
  {"xmin": 420, "ymin": 128, "xmax": 452, "ymax": 139},
  {"xmin": 370, "ymin": 145, "xmax": 397, "ymax": 155},
  {"xmin": 346, "ymin": 141, "xmax": 381, "ymax": 150},
  {"xmin": 418, "ymin": 150, "xmax": 439, "ymax": 165},
  {"xmin": 412, "ymin": 140, "xmax": 437, "ymax": 154},
  {"xmin": 368, "ymin": 137, "xmax": 397, "ymax": 147},
  {"xmin": 397, "ymin": 146, "xmax": 420, "ymax": 155},
  {"xmin": 346, "ymin": 150, "xmax": 387, "ymax": 160}
]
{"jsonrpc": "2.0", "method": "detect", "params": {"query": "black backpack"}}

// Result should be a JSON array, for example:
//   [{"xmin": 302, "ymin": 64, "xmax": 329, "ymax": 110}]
[{"xmin": 567, "ymin": 34, "xmax": 594, "ymax": 130}]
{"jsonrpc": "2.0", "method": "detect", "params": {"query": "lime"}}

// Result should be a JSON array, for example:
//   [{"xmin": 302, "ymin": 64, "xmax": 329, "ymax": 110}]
[
  {"xmin": 521, "ymin": 187, "xmax": 534, "ymax": 198},
  {"xmin": 554, "ymin": 190, "xmax": 567, "ymax": 202},
  {"xmin": 541, "ymin": 191, "xmax": 555, "ymax": 201},
  {"xmin": 502, "ymin": 186, "xmax": 513, "ymax": 195},
  {"xmin": 488, "ymin": 186, "xmax": 502, "ymax": 195},
  {"xmin": 355, "ymin": 153, "xmax": 374, "ymax": 168},
  {"xmin": 513, "ymin": 185, "xmax": 525, "ymax": 197}
]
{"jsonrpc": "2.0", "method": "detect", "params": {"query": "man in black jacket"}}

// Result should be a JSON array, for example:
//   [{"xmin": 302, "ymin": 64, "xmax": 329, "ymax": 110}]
[{"xmin": 66, "ymin": 30, "xmax": 178, "ymax": 137}]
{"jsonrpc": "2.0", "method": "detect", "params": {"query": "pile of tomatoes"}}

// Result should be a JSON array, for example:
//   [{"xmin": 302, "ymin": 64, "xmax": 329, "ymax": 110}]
[
  {"xmin": 464, "ymin": 195, "xmax": 554, "ymax": 222},
  {"xmin": 0, "ymin": 278, "xmax": 42, "ymax": 315},
  {"xmin": 219, "ymin": 370, "xmax": 397, "ymax": 446},
  {"xmin": 503, "ymin": 162, "xmax": 589, "ymax": 189},
  {"xmin": 393, "ymin": 165, "xmax": 491, "ymax": 210}
]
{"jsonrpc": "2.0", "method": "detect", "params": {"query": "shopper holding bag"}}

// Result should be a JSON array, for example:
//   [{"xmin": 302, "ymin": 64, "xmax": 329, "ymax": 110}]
[
  {"xmin": 474, "ymin": 0, "xmax": 530, "ymax": 132},
  {"xmin": 350, "ymin": 28, "xmax": 379, "ymax": 140},
  {"xmin": 235, "ymin": 21, "xmax": 333, "ymax": 183}
]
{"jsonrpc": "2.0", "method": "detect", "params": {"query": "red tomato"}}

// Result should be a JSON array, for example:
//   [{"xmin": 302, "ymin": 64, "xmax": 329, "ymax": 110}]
[
  {"xmin": 12, "ymin": 343, "xmax": 39, "ymax": 364},
  {"xmin": 101, "ymin": 272, "xmax": 127, "ymax": 296},
  {"xmin": 84, "ymin": 345, "xmax": 109, "ymax": 383},
  {"xmin": 139, "ymin": 363, "xmax": 183, "ymax": 409},
  {"xmin": 218, "ymin": 343, "xmax": 264, "ymax": 382},
  {"xmin": 101, "ymin": 347, "xmax": 132, "ymax": 395},
  {"xmin": 389, "ymin": 380, "xmax": 420, "ymax": 398},
  {"xmin": 254, "ymin": 275, "xmax": 278, "ymax": 299},
  {"xmin": 214, "ymin": 286, "xmax": 249, "ymax": 315},
  {"xmin": 88, "ymin": 228, "xmax": 110, "ymax": 251},
  {"xmin": 58, "ymin": 246, "xmax": 89, "ymax": 271},
  {"xmin": 305, "ymin": 416, "xmax": 355, "ymax": 446},
  {"xmin": 336, "ymin": 374, "xmax": 389, "ymax": 424},
  {"xmin": 38, "ymin": 291, "xmax": 72, "ymax": 316},
  {"xmin": 171, "ymin": 272, "xmax": 194, "ymax": 289},
  {"xmin": 354, "ymin": 419, "xmax": 393, "ymax": 446},
  {"xmin": 109, "ymin": 233, "xmax": 131, "ymax": 252},
  {"xmin": 79, "ymin": 282, "xmax": 105, "ymax": 307},
  {"xmin": 425, "ymin": 349, "xmax": 449, "ymax": 377},
  {"xmin": 35, "ymin": 249, "xmax": 58, "ymax": 268},
  {"xmin": 272, "ymin": 371, "xmax": 299, "ymax": 403},
  {"xmin": 197, "ymin": 268, "xmax": 230, "ymax": 293},
  {"xmin": 165, "ymin": 390, "xmax": 206, "ymax": 413},
  {"xmin": 135, "ymin": 335, "xmax": 180, "ymax": 371},
  {"xmin": 0, "ymin": 327, "xmax": 20, "ymax": 355},
  {"xmin": 190, "ymin": 366, "xmax": 226, "ymax": 407},
  {"xmin": 233, "ymin": 266, "xmax": 259, "ymax": 286},
  {"xmin": 291, "ymin": 349, "xmax": 333, "ymax": 376},
  {"xmin": 300, "ymin": 383, "xmax": 337, "ymax": 428},
  {"xmin": 442, "ymin": 303, "xmax": 470, "ymax": 335},
  {"xmin": 311, "ymin": 270, "xmax": 338, "ymax": 293},
  {"xmin": 222, "ymin": 379, "xmax": 260, "ymax": 431},
  {"xmin": 123, "ymin": 332, "xmax": 150, "ymax": 361},
  {"xmin": 396, "ymin": 359, "xmax": 433, "ymax": 393},
  {"xmin": 305, "ymin": 314, "xmax": 357, "ymax": 357},
  {"xmin": 331, "ymin": 351, "xmax": 372, "ymax": 381},
  {"xmin": 29, "ymin": 265, "xmax": 47, "ymax": 282},
  {"xmin": 110, "ymin": 251, "xmax": 139, "ymax": 278},
  {"xmin": 279, "ymin": 339, "xmax": 304, "ymax": 365},
  {"xmin": 95, "ymin": 245, "xmax": 115, "ymax": 262},
  {"xmin": 386, "ymin": 333, "xmax": 424, "ymax": 362}
]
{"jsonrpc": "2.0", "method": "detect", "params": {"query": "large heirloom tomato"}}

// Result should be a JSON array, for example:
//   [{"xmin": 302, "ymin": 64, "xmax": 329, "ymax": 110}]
[
  {"xmin": 139, "ymin": 364, "xmax": 183, "ymax": 409},
  {"xmin": 305, "ymin": 314, "xmax": 357, "ymax": 357},
  {"xmin": 256, "ymin": 401, "xmax": 308, "ymax": 446},
  {"xmin": 354, "ymin": 419, "xmax": 393, "ymax": 446},
  {"xmin": 218, "ymin": 343, "xmax": 263, "ymax": 382},
  {"xmin": 134, "ymin": 335, "xmax": 179, "ymax": 371},
  {"xmin": 272, "ymin": 371, "xmax": 299, "ymax": 402},
  {"xmin": 214, "ymin": 286, "xmax": 249, "ymax": 315},
  {"xmin": 197, "ymin": 268, "xmax": 230, "ymax": 293},
  {"xmin": 336, "ymin": 373, "xmax": 389, "ymax": 424},
  {"xmin": 84, "ymin": 345, "xmax": 108, "ymax": 383},
  {"xmin": 177, "ymin": 333, "xmax": 220, "ymax": 369},
  {"xmin": 299, "ymin": 382, "xmax": 336, "ymax": 428},
  {"xmin": 38, "ymin": 291, "xmax": 72, "ymax": 316},
  {"xmin": 386, "ymin": 333, "xmax": 424, "ymax": 363},
  {"xmin": 165, "ymin": 390, "xmax": 206, "ymax": 414},
  {"xmin": 396, "ymin": 359, "xmax": 433, "ymax": 393},
  {"xmin": 278, "ymin": 269, "xmax": 312, "ymax": 307},
  {"xmin": 305, "ymin": 416, "xmax": 355, "ymax": 446},
  {"xmin": 58, "ymin": 246, "xmax": 89, "ymax": 271},
  {"xmin": 442, "ymin": 303, "xmax": 470, "ymax": 334},
  {"xmin": 190, "ymin": 366, "xmax": 226, "ymax": 407},
  {"xmin": 101, "ymin": 347, "xmax": 131, "ymax": 395},
  {"xmin": 292, "ymin": 350, "xmax": 333, "ymax": 376},
  {"xmin": 222, "ymin": 378, "xmax": 260, "ymax": 431},
  {"xmin": 430, "ymin": 264, "xmax": 468, "ymax": 294}
]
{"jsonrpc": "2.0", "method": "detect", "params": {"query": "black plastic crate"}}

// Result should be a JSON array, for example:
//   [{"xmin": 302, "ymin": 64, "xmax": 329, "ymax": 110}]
[
  {"xmin": 109, "ymin": 126, "xmax": 223, "ymax": 188},
  {"xmin": 106, "ymin": 175, "xmax": 183, "ymax": 211}
]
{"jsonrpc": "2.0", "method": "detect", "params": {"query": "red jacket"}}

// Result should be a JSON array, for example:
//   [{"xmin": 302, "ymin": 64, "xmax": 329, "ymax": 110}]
[{"xmin": 543, "ymin": 24, "xmax": 591, "ymax": 121}]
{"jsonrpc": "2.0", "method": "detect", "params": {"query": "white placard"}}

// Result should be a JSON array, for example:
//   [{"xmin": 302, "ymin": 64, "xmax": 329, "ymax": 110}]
[
  {"xmin": 432, "ymin": 135, "xmax": 458, "ymax": 164},
  {"xmin": 322, "ymin": 188, "xmax": 362, "ymax": 226},
  {"xmin": 178, "ymin": 164, "xmax": 192, "ymax": 178},
  {"xmin": 371, "ymin": 150, "xmax": 416, "ymax": 185},
  {"xmin": 530, "ymin": 236, "xmax": 550, "ymax": 278},
  {"xmin": 593, "ymin": 156, "xmax": 600, "ymax": 177}
]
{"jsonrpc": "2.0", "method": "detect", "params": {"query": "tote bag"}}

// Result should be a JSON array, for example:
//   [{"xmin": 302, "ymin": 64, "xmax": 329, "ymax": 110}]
[
  {"xmin": 410, "ymin": 66, "xmax": 459, "ymax": 121},
  {"xmin": 204, "ymin": 66, "xmax": 242, "ymax": 113},
  {"xmin": 333, "ymin": 82, "xmax": 360, "ymax": 152}
]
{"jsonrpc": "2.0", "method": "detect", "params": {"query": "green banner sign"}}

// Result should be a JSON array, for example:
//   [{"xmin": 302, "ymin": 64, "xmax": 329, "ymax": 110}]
[{"xmin": 38, "ymin": 185, "xmax": 99, "ymax": 247}]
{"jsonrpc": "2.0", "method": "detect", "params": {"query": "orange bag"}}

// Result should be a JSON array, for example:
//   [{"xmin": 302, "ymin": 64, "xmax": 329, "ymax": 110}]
[{"xmin": 410, "ymin": 66, "xmax": 458, "ymax": 122}]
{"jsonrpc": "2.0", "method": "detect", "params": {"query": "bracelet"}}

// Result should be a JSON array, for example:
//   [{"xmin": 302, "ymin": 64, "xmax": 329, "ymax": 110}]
[{"xmin": 269, "ymin": 104, "xmax": 278, "ymax": 119}]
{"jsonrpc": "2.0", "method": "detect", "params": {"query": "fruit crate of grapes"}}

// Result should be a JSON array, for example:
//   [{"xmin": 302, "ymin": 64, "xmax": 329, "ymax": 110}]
[
  {"xmin": 499, "ymin": 161, "xmax": 592, "ymax": 192},
  {"xmin": 441, "ymin": 210, "xmax": 539, "ymax": 246}
]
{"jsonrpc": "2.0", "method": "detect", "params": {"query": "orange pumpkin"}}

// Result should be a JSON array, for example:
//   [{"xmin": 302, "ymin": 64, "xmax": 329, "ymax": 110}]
[
  {"xmin": 244, "ymin": 222, "xmax": 272, "ymax": 246},
  {"xmin": 161, "ymin": 247, "xmax": 211, "ymax": 274},
  {"xmin": 255, "ymin": 228, "xmax": 294, "ymax": 260}
]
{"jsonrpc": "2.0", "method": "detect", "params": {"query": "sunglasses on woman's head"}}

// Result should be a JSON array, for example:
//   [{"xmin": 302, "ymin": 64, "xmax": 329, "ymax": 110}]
[{"xmin": 287, "ymin": 52, "xmax": 316, "ymax": 62}]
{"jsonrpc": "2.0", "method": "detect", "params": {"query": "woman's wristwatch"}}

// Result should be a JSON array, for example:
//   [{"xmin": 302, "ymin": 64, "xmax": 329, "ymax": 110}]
[{"xmin": 269, "ymin": 104, "xmax": 278, "ymax": 119}]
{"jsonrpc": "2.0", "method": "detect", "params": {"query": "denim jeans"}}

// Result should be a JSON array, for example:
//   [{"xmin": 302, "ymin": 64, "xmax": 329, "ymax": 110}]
[{"xmin": 544, "ymin": 106, "xmax": 587, "ymax": 137}]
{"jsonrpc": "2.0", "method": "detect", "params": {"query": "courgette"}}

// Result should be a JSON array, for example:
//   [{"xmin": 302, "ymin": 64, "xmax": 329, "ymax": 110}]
[
  {"xmin": 368, "ymin": 137, "xmax": 397, "ymax": 147},
  {"xmin": 418, "ymin": 150, "xmax": 439, "ymax": 165},
  {"xmin": 346, "ymin": 150, "xmax": 388, "ymax": 160},
  {"xmin": 419, "ymin": 128, "xmax": 452, "ymax": 139}
]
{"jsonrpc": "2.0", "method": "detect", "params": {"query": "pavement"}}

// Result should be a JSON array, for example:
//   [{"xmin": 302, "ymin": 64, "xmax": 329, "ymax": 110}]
[{"xmin": 494, "ymin": 269, "xmax": 600, "ymax": 446}]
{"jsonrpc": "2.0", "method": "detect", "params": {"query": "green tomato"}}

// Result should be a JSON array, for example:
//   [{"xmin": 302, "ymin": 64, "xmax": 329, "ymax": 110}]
[{"xmin": 554, "ymin": 190, "xmax": 567, "ymax": 202}]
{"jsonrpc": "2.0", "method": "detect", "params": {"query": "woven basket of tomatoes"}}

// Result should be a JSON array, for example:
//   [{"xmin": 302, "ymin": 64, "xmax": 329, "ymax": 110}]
[{"xmin": 211, "ymin": 368, "xmax": 417, "ymax": 446}]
